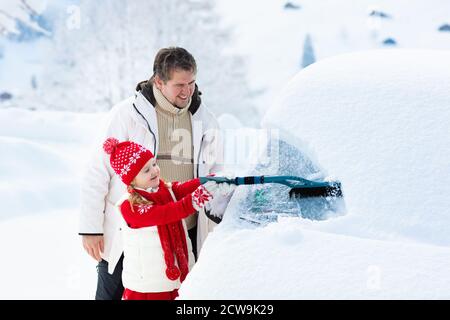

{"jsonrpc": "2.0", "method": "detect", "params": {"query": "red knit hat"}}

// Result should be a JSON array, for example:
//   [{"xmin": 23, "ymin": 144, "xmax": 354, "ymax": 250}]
[{"xmin": 103, "ymin": 138, "xmax": 154, "ymax": 186}]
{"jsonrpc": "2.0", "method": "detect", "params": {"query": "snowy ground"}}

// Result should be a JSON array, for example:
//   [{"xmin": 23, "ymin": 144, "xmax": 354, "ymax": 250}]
[{"xmin": 0, "ymin": 209, "xmax": 97, "ymax": 299}]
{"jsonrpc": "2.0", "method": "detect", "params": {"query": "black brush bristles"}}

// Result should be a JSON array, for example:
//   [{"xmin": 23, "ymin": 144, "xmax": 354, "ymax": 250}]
[{"xmin": 289, "ymin": 182, "xmax": 343, "ymax": 198}]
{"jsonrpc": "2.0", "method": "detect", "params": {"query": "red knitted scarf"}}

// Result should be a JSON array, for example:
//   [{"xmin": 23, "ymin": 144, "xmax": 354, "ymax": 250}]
[{"xmin": 134, "ymin": 181, "xmax": 189, "ymax": 282}]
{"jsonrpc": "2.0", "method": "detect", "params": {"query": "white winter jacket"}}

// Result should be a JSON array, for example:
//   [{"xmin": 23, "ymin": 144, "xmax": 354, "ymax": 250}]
[{"xmin": 79, "ymin": 89, "xmax": 226, "ymax": 274}]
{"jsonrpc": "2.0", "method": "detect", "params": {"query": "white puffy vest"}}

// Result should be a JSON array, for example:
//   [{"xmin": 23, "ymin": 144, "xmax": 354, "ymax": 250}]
[{"xmin": 121, "ymin": 220, "xmax": 195, "ymax": 293}]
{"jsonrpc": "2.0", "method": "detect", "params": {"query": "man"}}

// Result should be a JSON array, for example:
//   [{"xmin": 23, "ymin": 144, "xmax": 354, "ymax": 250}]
[{"xmin": 79, "ymin": 47, "xmax": 232, "ymax": 300}]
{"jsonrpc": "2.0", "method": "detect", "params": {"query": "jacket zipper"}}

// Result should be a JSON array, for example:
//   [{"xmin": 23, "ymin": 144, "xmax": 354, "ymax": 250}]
[{"xmin": 133, "ymin": 103, "xmax": 157, "ymax": 155}]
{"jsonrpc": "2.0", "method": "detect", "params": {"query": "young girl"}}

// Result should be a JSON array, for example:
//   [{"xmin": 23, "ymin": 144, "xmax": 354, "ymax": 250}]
[{"xmin": 103, "ymin": 137, "xmax": 215, "ymax": 300}]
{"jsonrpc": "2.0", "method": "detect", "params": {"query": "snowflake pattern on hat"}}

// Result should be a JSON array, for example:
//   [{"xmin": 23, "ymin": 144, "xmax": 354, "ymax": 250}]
[
  {"xmin": 118, "ymin": 146, "xmax": 146, "ymax": 179},
  {"xmin": 103, "ymin": 138, "xmax": 154, "ymax": 186}
]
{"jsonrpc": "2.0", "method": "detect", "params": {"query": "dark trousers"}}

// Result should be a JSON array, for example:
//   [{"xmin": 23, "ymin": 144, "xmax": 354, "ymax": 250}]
[
  {"xmin": 95, "ymin": 225, "xmax": 198, "ymax": 300},
  {"xmin": 188, "ymin": 225, "xmax": 197, "ymax": 260},
  {"xmin": 95, "ymin": 255, "xmax": 124, "ymax": 300}
]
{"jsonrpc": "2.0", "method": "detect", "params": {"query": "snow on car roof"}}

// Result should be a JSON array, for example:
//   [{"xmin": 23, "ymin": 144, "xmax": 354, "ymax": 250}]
[{"xmin": 262, "ymin": 49, "xmax": 450, "ymax": 246}]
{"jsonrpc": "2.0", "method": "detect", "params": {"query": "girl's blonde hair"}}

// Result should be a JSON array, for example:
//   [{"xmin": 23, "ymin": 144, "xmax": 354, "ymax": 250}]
[{"xmin": 128, "ymin": 181, "xmax": 172, "ymax": 212}]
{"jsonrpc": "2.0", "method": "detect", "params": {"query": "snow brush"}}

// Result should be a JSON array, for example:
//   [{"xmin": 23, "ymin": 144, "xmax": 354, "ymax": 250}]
[{"xmin": 199, "ymin": 175, "xmax": 343, "ymax": 198}]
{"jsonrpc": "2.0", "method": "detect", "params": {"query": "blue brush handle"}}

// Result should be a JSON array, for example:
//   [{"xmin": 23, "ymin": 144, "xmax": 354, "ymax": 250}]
[
  {"xmin": 199, "ymin": 175, "xmax": 334, "ymax": 188},
  {"xmin": 199, "ymin": 176, "xmax": 238, "ymax": 184},
  {"xmin": 200, "ymin": 176, "xmax": 267, "ymax": 185}
]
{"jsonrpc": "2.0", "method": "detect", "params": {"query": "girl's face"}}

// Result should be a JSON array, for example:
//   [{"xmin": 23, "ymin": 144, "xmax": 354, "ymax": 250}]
[{"xmin": 133, "ymin": 158, "xmax": 160, "ymax": 189}]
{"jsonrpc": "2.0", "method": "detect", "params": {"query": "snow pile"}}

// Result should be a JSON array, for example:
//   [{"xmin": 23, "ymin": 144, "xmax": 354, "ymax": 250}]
[
  {"xmin": 262, "ymin": 49, "xmax": 450, "ymax": 246},
  {"xmin": 181, "ymin": 218, "xmax": 450, "ymax": 299},
  {"xmin": 0, "ymin": 108, "xmax": 106, "ymax": 218},
  {"xmin": 0, "ymin": 209, "xmax": 97, "ymax": 299},
  {"xmin": 0, "ymin": 108, "xmax": 106, "ymax": 298},
  {"xmin": 0, "ymin": 108, "xmax": 105, "ymax": 298},
  {"xmin": 178, "ymin": 49, "xmax": 450, "ymax": 299}
]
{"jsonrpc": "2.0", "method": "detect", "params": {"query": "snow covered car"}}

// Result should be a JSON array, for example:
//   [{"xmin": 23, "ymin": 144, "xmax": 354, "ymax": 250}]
[{"xmin": 178, "ymin": 49, "xmax": 450, "ymax": 299}]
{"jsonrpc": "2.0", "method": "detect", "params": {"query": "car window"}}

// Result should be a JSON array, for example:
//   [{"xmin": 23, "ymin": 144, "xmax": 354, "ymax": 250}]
[{"xmin": 237, "ymin": 139, "xmax": 346, "ymax": 225}]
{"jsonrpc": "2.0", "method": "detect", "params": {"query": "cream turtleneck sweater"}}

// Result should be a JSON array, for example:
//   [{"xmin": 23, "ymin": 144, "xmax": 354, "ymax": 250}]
[{"xmin": 153, "ymin": 85, "xmax": 197, "ymax": 230}]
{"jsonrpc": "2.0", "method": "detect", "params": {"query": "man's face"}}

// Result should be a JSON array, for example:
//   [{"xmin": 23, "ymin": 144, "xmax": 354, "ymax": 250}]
[{"xmin": 155, "ymin": 69, "xmax": 196, "ymax": 108}]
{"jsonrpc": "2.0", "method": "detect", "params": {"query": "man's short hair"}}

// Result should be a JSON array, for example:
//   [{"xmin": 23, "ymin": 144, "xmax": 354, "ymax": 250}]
[{"xmin": 153, "ymin": 47, "xmax": 197, "ymax": 83}]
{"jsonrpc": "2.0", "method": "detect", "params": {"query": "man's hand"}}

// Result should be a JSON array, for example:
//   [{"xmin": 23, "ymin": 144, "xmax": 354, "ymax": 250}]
[
  {"xmin": 205, "ymin": 171, "xmax": 237, "ymax": 197},
  {"xmin": 82, "ymin": 235, "xmax": 104, "ymax": 262},
  {"xmin": 203, "ymin": 180, "xmax": 236, "ymax": 197}
]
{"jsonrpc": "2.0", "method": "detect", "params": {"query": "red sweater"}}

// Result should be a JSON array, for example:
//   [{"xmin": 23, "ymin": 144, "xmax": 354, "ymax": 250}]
[{"xmin": 120, "ymin": 178, "xmax": 201, "ymax": 228}]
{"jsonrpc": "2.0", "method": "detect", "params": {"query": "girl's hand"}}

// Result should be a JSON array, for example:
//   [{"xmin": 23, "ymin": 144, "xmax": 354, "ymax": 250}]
[{"xmin": 191, "ymin": 185, "xmax": 213, "ymax": 211}]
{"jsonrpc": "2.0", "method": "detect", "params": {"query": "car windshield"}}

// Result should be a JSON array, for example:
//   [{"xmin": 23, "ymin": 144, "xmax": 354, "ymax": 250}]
[{"xmin": 236, "ymin": 139, "xmax": 346, "ymax": 225}]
